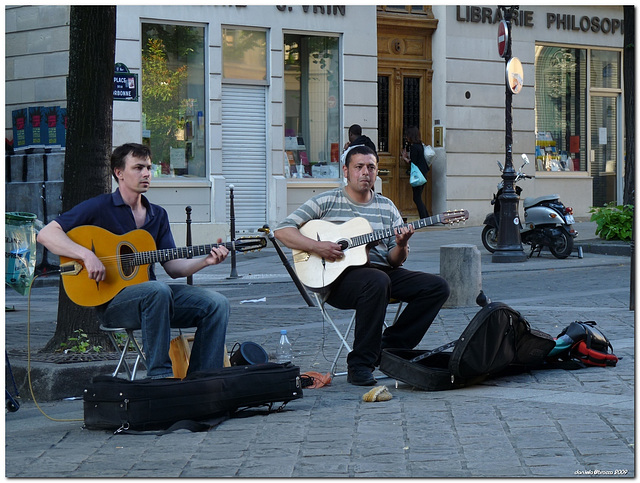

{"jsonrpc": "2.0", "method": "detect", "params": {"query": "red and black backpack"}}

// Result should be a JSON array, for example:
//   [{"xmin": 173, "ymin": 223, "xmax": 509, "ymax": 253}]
[{"xmin": 553, "ymin": 321, "xmax": 618, "ymax": 367}]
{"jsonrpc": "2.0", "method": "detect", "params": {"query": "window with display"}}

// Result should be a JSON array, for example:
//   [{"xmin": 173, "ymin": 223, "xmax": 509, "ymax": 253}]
[
  {"xmin": 534, "ymin": 46, "xmax": 587, "ymax": 172},
  {"xmin": 142, "ymin": 23, "xmax": 205, "ymax": 178},
  {"xmin": 283, "ymin": 34, "xmax": 340, "ymax": 179}
]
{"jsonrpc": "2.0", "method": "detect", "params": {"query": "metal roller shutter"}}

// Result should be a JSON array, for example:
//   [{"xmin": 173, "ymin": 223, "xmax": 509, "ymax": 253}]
[{"xmin": 222, "ymin": 85, "xmax": 267, "ymax": 233}]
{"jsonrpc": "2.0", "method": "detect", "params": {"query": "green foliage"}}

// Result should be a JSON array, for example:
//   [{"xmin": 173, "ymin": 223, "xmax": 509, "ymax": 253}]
[
  {"xmin": 589, "ymin": 203, "xmax": 634, "ymax": 241},
  {"xmin": 113, "ymin": 332, "xmax": 135, "ymax": 351},
  {"xmin": 59, "ymin": 329, "xmax": 102, "ymax": 354}
]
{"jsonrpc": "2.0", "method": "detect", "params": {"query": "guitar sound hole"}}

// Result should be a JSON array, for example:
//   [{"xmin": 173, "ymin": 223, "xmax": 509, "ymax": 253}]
[
  {"xmin": 337, "ymin": 240, "xmax": 349, "ymax": 251},
  {"xmin": 119, "ymin": 244, "xmax": 135, "ymax": 277}
]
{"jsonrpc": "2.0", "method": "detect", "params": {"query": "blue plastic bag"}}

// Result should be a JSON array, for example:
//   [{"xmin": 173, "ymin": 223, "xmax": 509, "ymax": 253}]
[{"xmin": 409, "ymin": 163, "xmax": 426, "ymax": 187}]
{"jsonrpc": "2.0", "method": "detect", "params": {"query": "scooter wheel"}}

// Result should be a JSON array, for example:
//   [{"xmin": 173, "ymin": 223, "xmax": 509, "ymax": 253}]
[
  {"xmin": 481, "ymin": 225, "xmax": 498, "ymax": 253},
  {"xmin": 549, "ymin": 228, "xmax": 574, "ymax": 259}
]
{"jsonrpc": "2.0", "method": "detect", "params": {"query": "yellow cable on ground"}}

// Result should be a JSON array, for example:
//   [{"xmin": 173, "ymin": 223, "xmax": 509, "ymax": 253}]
[{"xmin": 26, "ymin": 274, "xmax": 83, "ymax": 422}]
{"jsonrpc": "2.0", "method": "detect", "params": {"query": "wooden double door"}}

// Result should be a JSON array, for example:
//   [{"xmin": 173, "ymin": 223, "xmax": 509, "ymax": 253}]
[{"xmin": 376, "ymin": 9, "xmax": 437, "ymax": 219}]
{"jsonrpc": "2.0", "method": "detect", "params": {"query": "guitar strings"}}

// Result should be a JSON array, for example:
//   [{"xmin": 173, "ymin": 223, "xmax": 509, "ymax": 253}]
[
  {"xmin": 78, "ymin": 237, "xmax": 264, "ymax": 267},
  {"xmin": 86, "ymin": 246, "xmax": 212, "ymax": 265},
  {"xmin": 93, "ymin": 247, "xmax": 215, "ymax": 265}
]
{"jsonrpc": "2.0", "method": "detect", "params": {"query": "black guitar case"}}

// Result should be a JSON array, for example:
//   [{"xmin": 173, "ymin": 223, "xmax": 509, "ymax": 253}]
[
  {"xmin": 84, "ymin": 362, "xmax": 302, "ymax": 432},
  {"xmin": 379, "ymin": 301, "xmax": 555, "ymax": 391}
]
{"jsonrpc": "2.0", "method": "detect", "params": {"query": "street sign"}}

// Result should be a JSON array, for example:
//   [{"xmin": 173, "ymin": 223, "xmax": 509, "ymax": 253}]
[
  {"xmin": 497, "ymin": 20, "xmax": 509, "ymax": 58},
  {"xmin": 113, "ymin": 63, "xmax": 138, "ymax": 102}
]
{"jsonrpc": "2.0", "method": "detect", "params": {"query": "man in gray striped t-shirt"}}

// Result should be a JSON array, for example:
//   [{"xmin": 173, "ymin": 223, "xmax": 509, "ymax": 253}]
[{"xmin": 275, "ymin": 145, "xmax": 450, "ymax": 386}]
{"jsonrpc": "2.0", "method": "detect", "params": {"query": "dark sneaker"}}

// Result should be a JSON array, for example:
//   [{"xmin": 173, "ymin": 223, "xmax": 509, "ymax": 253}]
[{"xmin": 347, "ymin": 368, "xmax": 377, "ymax": 386}]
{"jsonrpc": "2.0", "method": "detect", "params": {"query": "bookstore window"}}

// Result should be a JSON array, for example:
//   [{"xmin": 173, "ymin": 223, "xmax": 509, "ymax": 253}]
[
  {"xmin": 590, "ymin": 50, "xmax": 620, "ymax": 89},
  {"xmin": 590, "ymin": 49, "xmax": 622, "ymax": 207},
  {"xmin": 284, "ymin": 34, "xmax": 340, "ymax": 179},
  {"xmin": 142, "ymin": 23, "xmax": 206, "ymax": 178},
  {"xmin": 534, "ymin": 46, "xmax": 587, "ymax": 172}
]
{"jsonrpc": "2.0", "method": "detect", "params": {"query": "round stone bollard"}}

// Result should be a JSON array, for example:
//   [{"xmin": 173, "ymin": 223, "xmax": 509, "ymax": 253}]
[{"xmin": 440, "ymin": 244, "xmax": 482, "ymax": 308}]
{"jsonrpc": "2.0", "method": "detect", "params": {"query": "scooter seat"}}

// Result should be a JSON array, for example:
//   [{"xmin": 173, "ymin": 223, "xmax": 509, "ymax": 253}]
[{"xmin": 523, "ymin": 194, "xmax": 560, "ymax": 209}]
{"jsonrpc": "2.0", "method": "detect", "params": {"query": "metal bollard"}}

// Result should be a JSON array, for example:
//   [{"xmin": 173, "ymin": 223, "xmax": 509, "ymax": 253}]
[{"xmin": 227, "ymin": 184, "xmax": 241, "ymax": 279}]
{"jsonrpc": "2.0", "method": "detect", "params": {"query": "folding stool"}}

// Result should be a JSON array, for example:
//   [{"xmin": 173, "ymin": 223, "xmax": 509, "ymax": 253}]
[
  {"xmin": 100, "ymin": 325, "xmax": 147, "ymax": 380},
  {"xmin": 314, "ymin": 293, "xmax": 404, "ymax": 376}
]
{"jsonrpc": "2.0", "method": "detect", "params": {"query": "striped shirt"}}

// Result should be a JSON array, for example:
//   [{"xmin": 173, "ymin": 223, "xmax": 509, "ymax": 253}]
[{"xmin": 275, "ymin": 187, "xmax": 404, "ymax": 267}]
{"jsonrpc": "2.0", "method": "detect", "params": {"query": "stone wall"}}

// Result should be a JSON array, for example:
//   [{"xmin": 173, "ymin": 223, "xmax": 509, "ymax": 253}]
[{"xmin": 5, "ymin": 5, "xmax": 70, "ymax": 142}]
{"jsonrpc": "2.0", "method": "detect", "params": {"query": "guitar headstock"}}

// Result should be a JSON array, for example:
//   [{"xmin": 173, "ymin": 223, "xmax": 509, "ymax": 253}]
[
  {"xmin": 441, "ymin": 209, "xmax": 469, "ymax": 225},
  {"xmin": 235, "ymin": 236, "xmax": 267, "ymax": 253}
]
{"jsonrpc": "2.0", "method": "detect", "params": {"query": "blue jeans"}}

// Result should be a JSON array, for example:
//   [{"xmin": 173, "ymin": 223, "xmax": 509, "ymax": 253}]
[{"xmin": 101, "ymin": 281, "xmax": 229, "ymax": 378}]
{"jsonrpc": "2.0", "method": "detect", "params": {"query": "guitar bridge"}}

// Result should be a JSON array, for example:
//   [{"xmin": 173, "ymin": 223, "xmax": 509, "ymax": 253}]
[
  {"xmin": 60, "ymin": 261, "xmax": 83, "ymax": 276},
  {"xmin": 293, "ymin": 252, "xmax": 311, "ymax": 263}
]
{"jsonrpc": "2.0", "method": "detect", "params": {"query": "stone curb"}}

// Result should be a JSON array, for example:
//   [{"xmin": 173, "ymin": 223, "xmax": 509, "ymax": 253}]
[
  {"xmin": 6, "ymin": 359, "xmax": 119, "ymax": 402},
  {"xmin": 577, "ymin": 239, "xmax": 631, "ymax": 257}
]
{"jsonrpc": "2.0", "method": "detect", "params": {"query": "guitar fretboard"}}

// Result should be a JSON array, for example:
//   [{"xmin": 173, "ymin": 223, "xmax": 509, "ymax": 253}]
[
  {"xmin": 132, "ymin": 242, "xmax": 231, "ymax": 266},
  {"xmin": 349, "ymin": 215, "xmax": 440, "ymax": 248}
]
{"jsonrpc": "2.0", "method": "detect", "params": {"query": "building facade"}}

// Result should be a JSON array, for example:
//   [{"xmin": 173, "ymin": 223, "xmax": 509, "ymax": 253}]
[
  {"xmin": 5, "ymin": 5, "xmax": 626, "ymax": 239},
  {"xmin": 431, "ymin": 5, "xmax": 626, "ymax": 224}
]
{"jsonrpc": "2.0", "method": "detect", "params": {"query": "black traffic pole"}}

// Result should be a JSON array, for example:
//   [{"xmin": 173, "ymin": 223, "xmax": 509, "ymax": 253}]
[
  {"xmin": 227, "ymin": 184, "xmax": 241, "ymax": 279},
  {"xmin": 186, "ymin": 205, "xmax": 193, "ymax": 285},
  {"xmin": 492, "ymin": 5, "xmax": 527, "ymax": 263}
]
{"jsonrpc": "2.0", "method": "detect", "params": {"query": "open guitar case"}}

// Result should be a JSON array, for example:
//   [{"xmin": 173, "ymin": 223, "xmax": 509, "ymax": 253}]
[{"xmin": 379, "ymin": 293, "xmax": 556, "ymax": 391}]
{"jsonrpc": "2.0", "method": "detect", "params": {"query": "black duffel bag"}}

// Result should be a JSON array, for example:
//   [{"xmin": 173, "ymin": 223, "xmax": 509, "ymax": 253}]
[{"xmin": 84, "ymin": 362, "xmax": 302, "ymax": 433}]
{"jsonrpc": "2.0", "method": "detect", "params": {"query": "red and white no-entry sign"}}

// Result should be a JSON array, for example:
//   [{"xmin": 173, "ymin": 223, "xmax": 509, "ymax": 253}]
[{"xmin": 497, "ymin": 20, "xmax": 509, "ymax": 58}]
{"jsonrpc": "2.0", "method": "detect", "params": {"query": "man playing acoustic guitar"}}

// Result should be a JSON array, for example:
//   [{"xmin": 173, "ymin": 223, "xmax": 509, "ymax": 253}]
[
  {"xmin": 37, "ymin": 143, "xmax": 230, "ymax": 379},
  {"xmin": 274, "ymin": 145, "xmax": 451, "ymax": 386}
]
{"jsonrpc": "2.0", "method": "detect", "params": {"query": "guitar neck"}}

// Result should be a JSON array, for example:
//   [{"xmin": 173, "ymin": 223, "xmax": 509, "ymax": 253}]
[
  {"xmin": 132, "ymin": 242, "xmax": 232, "ymax": 266},
  {"xmin": 350, "ymin": 215, "xmax": 441, "ymax": 248}
]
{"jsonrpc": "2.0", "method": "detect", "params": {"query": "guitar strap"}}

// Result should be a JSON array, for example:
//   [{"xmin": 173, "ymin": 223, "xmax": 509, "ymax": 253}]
[
  {"xmin": 115, "ymin": 414, "xmax": 230, "ymax": 435},
  {"xmin": 409, "ymin": 339, "xmax": 458, "ymax": 363}
]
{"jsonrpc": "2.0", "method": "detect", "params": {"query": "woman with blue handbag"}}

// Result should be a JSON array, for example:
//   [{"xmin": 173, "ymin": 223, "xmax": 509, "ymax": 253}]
[{"xmin": 401, "ymin": 126, "xmax": 429, "ymax": 218}]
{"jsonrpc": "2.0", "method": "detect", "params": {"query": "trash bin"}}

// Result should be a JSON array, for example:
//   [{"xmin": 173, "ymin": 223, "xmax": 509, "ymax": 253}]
[{"xmin": 5, "ymin": 212, "xmax": 37, "ymax": 295}]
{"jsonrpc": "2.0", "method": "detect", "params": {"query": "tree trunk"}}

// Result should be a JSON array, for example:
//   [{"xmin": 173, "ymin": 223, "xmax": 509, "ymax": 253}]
[
  {"xmin": 623, "ymin": 6, "xmax": 635, "ymax": 311},
  {"xmin": 43, "ymin": 6, "xmax": 116, "ymax": 352}
]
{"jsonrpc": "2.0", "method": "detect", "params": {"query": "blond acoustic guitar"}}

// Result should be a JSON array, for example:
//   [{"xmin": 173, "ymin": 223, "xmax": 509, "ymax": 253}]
[
  {"xmin": 292, "ymin": 210, "xmax": 469, "ymax": 290},
  {"xmin": 59, "ymin": 225, "xmax": 266, "ymax": 307}
]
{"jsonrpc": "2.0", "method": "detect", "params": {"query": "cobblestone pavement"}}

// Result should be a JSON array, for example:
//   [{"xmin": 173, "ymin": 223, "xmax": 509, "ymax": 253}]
[{"xmin": 4, "ymin": 222, "xmax": 634, "ymax": 477}]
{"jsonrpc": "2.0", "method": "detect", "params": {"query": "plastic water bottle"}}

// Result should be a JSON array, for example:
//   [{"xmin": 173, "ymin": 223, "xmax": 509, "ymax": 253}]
[{"xmin": 276, "ymin": 330, "xmax": 292, "ymax": 364}]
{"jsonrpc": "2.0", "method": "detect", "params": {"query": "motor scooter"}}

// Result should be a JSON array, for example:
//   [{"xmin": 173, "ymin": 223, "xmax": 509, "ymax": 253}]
[{"xmin": 481, "ymin": 154, "xmax": 578, "ymax": 259}]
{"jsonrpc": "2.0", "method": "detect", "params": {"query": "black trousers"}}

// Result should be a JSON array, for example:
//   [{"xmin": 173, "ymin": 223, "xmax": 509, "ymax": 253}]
[
  {"xmin": 326, "ymin": 265, "xmax": 450, "ymax": 370},
  {"xmin": 412, "ymin": 184, "xmax": 429, "ymax": 219}
]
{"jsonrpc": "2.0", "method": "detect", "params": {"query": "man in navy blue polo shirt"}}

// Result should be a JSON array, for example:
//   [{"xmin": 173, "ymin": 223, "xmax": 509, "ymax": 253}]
[{"xmin": 37, "ymin": 143, "xmax": 230, "ymax": 378}]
